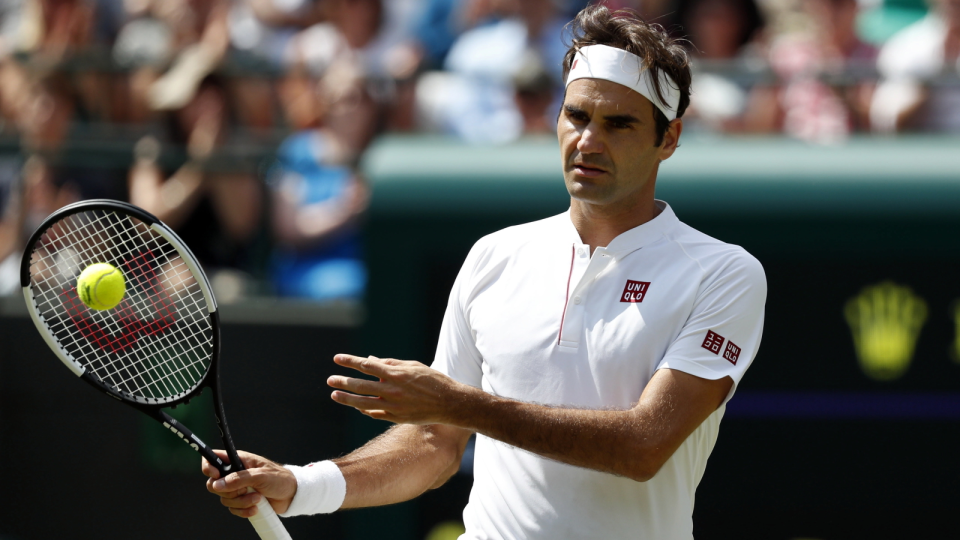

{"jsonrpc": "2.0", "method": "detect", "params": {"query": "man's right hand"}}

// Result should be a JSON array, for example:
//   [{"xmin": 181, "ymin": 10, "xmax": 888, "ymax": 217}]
[{"xmin": 202, "ymin": 450, "xmax": 298, "ymax": 518}]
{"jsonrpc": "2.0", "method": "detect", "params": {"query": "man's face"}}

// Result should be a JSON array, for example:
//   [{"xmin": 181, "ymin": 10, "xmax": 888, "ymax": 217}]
[{"xmin": 558, "ymin": 78, "xmax": 678, "ymax": 212}]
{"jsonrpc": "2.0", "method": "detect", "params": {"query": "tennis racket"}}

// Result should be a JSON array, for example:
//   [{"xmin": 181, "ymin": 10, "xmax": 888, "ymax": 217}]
[{"xmin": 20, "ymin": 199, "xmax": 291, "ymax": 540}]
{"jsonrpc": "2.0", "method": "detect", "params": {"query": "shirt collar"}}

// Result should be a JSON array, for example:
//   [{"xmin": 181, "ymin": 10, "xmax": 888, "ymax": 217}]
[{"xmin": 565, "ymin": 200, "xmax": 678, "ymax": 258}]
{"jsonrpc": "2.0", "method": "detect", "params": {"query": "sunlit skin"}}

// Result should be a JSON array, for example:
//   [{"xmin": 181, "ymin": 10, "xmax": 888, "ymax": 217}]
[{"xmin": 559, "ymin": 78, "xmax": 683, "ymax": 252}]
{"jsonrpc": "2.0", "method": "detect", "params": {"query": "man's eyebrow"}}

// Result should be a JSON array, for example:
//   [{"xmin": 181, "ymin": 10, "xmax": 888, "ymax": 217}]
[
  {"xmin": 603, "ymin": 113, "xmax": 641, "ymax": 125},
  {"xmin": 563, "ymin": 105, "xmax": 641, "ymax": 125}
]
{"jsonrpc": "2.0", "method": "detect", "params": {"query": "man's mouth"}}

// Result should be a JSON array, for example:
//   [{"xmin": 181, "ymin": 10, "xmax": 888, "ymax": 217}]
[{"xmin": 572, "ymin": 163, "xmax": 607, "ymax": 177}]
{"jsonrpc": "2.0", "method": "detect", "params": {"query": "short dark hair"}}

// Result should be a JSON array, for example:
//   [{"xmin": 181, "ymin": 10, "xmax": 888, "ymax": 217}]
[{"xmin": 562, "ymin": 5, "xmax": 692, "ymax": 145}]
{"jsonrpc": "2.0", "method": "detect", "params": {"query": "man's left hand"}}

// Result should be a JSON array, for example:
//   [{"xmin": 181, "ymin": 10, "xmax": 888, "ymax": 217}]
[{"xmin": 328, "ymin": 354, "xmax": 473, "ymax": 425}]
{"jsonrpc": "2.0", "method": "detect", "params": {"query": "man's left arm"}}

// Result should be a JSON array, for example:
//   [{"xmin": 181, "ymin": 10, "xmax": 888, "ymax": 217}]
[
  {"xmin": 328, "ymin": 355, "xmax": 729, "ymax": 482},
  {"xmin": 330, "ymin": 250, "xmax": 765, "ymax": 481}
]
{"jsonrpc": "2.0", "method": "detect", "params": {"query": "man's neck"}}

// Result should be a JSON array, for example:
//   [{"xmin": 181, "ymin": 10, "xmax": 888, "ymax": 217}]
[{"xmin": 569, "ymin": 197, "xmax": 661, "ymax": 255}]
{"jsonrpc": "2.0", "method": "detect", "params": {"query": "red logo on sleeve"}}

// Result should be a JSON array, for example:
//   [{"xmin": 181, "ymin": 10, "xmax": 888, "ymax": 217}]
[
  {"xmin": 701, "ymin": 330, "xmax": 724, "ymax": 355},
  {"xmin": 723, "ymin": 341, "xmax": 741, "ymax": 365},
  {"xmin": 621, "ymin": 280, "xmax": 651, "ymax": 303}
]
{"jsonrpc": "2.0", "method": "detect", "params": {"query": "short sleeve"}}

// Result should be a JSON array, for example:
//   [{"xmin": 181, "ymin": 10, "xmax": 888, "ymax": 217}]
[
  {"xmin": 657, "ymin": 251, "xmax": 766, "ymax": 404},
  {"xmin": 430, "ymin": 243, "xmax": 485, "ymax": 388}
]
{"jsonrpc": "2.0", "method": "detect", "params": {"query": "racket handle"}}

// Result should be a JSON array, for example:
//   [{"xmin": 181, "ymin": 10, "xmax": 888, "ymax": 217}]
[{"xmin": 247, "ymin": 488, "xmax": 293, "ymax": 540}]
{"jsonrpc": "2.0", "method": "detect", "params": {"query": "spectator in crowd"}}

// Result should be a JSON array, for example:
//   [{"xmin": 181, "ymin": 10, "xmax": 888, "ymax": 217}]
[
  {"xmin": 0, "ymin": 152, "xmax": 21, "ymax": 294},
  {"xmin": 415, "ymin": 0, "xmax": 471, "ymax": 70},
  {"xmin": 112, "ymin": 0, "xmax": 235, "ymax": 125},
  {"xmin": 0, "ymin": 0, "xmax": 128, "ymax": 125},
  {"xmin": 6, "ymin": 65, "xmax": 126, "ymax": 203},
  {"xmin": 679, "ymin": 0, "xmax": 764, "ymax": 60},
  {"xmin": 144, "ymin": 0, "xmax": 232, "ymax": 113},
  {"xmin": 265, "ymin": 65, "xmax": 371, "ymax": 301},
  {"xmin": 285, "ymin": 0, "xmax": 423, "ymax": 132},
  {"xmin": 415, "ymin": 0, "xmax": 527, "ymax": 69},
  {"xmin": 2, "ymin": 0, "xmax": 95, "ymax": 60},
  {"xmin": 228, "ymin": 0, "xmax": 324, "ymax": 66},
  {"xmin": 226, "ymin": 0, "xmax": 325, "ymax": 131},
  {"xmin": 417, "ymin": 0, "xmax": 569, "ymax": 143},
  {"xmin": 511, "ymin": 48, "xmax": 557, "ymax": 136},
  {"xmin": 0, "ymin": 65, "xmax": 124, "ymax": 294},
  {"xmin": 767, "ymin": 0, "xmax": 878, "ymax": 142},
  {"xmin": 128, "ymin": 76, "xmax": 263, "ymax": 278},
  {"xmin": 0, "ymin": 155, "xmax": 79, "ymax": 294},
  {"xmin": 111, "ymin": 0, "xmax": 173, "ymax": 124},
  {"xmin": 676, "ymin": 0, "xmax": 778, "ymax": 133},
  {"xmin": 870, "ymin": 0, "xmax": 960, "ymax": 133},
  {"xmin": 113, "ymin": 0, "xmax": 280, "ymax": 129}
]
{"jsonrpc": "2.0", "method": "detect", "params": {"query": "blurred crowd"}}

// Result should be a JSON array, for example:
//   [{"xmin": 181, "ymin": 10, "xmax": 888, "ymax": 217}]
[{"xmin": 0, "ymin": 0, "xmax": 956, "ymax": 302}]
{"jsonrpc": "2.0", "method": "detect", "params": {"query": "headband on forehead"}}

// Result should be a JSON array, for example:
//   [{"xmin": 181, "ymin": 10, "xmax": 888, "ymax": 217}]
[{"xmin": 565, "ymin": 44, "xmax": 680, "ymax": 121}]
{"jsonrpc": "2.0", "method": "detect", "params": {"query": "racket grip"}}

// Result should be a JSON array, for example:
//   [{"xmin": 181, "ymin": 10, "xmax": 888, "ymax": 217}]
[{"xmin": 247, "ymin": 488, "xmax": 292, "ymax": 540}]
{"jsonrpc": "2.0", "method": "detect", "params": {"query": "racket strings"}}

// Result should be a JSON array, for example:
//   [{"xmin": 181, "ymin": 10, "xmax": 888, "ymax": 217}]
[
  {"xmin": 34, "ymin": 212, "xmax": 197, "ymax": 383},
  {"xmin": 28, "ymin": 208, "xmax": 214, "ymax": 402},
  {"xmin": 73, "ymin": 212, "xmax": 210, "ymax": 397},
  {"xmin": 40, "ymin": 212, "xmax": 209, "ymax": 398}
]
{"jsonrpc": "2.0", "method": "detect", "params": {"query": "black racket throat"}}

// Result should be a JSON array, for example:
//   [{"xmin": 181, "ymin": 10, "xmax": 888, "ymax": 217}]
[{"xmin": 80, "ymin": 314, "xmax": 243, "ymax": 478}]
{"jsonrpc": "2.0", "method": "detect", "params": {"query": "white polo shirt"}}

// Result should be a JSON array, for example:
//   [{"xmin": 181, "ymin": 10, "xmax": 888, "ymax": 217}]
[{"xmin": 432, "ymin": 201, "xmax": 766, "ymax": 540}]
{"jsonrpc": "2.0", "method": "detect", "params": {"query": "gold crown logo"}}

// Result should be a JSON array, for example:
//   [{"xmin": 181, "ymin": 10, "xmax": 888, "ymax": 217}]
[{"xmin": 844, "ymin": 281, "xmax": 927, "ymax": 381}]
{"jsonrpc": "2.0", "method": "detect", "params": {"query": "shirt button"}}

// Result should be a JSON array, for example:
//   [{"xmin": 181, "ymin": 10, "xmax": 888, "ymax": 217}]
[
  {"xmin": 573, "ymin": 296, "xmax": 581, "ymax": 305},
  {"xmin": 576, "ymin": 248, "xmax": 585, "ymax": 257}
]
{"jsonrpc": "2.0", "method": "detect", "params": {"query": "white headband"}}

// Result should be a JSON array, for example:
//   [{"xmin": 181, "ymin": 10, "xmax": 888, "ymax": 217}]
[{"xmin": 565, "ymin": 44, "xmax": 680, "ymax": 121}]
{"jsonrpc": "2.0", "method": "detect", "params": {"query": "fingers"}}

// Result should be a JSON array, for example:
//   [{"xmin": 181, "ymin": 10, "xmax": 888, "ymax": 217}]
[
  {"xmin": 202, "ymin": 448, "xmax": 263, "ymax": 479},
  {"xmin": 201, "ymin": 449, "xmax": 230, "ymax": 479},
  {"xmin": 334, "ymin": 354, "xmax": 390, "ymax": 377},
  {"xmin": 331, "ymin": 353, "xmax": 459, "ymax": 425},
  {"xmin": 201, "ymin": 458, "xmax": 219, "ymax": 480},
  {"xmin": 330, "ymin": 386, "xmax": 386, "ymax": 410},
  {"xmin": 234, "ymin": 449, "xmax": 273, "ymax": 470},
  {"xmin": 328, "ymin": 368, "xmax": 405, "ymax": 412},
  {"xmin": 203, "ymin": 451, "xmax": 298, "ymax": 517},
  {"xmin": 220, "ymin": 490, "xmax": 264, "ymax": 518},
  {"xmin": 329, "ymin": 355, "xmax": 395, "ymax": 402},
  {"xmin": 205, "ymin": 451, "xmax": 274, "ymax": 496},
  {"xmin": 328, "ymin": 373, "xmax": 405, "ymax": 421},
  {"xmin": 327, "ymin": 374, "xmax": 385, "ymax": 397},
  {"xmin": 207, "ymin": 467, "xmax": 258, "ymax": 496},
  {"xmin": 206, "ymin": 468, "xmax": 268, "ymax": 518}
]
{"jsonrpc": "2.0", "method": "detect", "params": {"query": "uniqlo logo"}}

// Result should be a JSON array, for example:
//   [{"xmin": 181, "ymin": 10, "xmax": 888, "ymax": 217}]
[
  {"xmin": 701, "ymin": 330, "xmax": 724, "ymax": 355},
  {"xmin": 620, "ymin": 280, "xmax": 650, "ymax": 303},
  {"xmin": 723, "ymin": 341, "xmax": 741, "ymax": 365}
]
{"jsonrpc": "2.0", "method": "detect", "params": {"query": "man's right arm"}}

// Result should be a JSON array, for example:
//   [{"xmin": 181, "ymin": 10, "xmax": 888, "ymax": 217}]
[{"xmin": 203, "ymin": 423, "xmax": 472, "ymax": 517}]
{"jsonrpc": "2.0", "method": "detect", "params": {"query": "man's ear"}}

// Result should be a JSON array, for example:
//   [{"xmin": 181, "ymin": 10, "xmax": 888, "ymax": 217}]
[{"xmin": 658, "ymin": 118, "xmax": 683, "ymax": 161}]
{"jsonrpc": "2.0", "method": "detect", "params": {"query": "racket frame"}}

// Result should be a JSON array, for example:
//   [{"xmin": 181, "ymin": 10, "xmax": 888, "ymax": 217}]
[{"xmin": 21, "ymin": 199, "xmax": 242, "ymax": 476}]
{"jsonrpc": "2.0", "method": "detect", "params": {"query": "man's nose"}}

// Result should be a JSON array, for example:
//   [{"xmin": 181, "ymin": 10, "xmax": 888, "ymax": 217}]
[{"xmin": 577, "ymin": 124, "xmax": 603, "ymax": 154}]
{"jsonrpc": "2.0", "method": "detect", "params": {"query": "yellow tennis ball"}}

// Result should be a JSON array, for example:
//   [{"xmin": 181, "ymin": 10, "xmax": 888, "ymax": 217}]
[{"xmin": 77, "ymin": 263, "xmax": 126, "ymax": 310}]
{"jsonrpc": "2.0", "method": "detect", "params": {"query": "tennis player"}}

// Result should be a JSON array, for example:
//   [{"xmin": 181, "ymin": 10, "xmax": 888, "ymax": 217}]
[{"xmin": 204, "ymin": 5, "xmax": 766, "ymax": 538}]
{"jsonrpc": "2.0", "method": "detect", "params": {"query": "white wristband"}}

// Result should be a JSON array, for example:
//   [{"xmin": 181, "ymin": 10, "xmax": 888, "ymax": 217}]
[{"xmin": 280, "ymin": 460, "xmax": 346, "ymax": 517}]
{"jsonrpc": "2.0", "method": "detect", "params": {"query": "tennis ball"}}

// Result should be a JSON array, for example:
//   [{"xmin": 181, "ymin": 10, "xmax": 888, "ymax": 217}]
[{"xmin": 77, "ymin": 263, "xmax": 126, "ymax": 310}]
